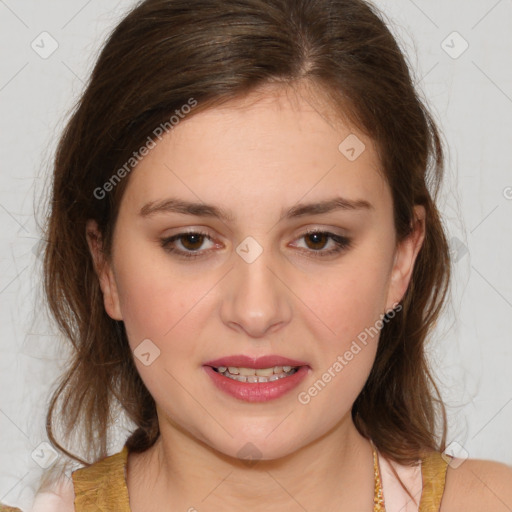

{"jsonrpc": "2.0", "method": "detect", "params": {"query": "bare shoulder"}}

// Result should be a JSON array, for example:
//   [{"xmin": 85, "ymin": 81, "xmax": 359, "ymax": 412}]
[
  {"xmin": 31, "ymin": 474, "xmax": 75, "ymax": 512},
  {"xmin": 440, "ymin": 457, "xmax": 512, "ymax": 512}
]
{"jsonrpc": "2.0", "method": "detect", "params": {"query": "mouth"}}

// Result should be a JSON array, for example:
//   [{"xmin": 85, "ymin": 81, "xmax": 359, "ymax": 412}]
[
  {"xmin": 211, "ymin": 365, "xmax": 300, "ymax": 383},
  {"xmin": 202, "ymin": 356, "xmax": 310, "ymax": 402}
]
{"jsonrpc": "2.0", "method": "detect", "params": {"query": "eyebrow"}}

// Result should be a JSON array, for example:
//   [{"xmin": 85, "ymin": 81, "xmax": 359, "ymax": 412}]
[{"xmin": 139, "ymin": 196, "xmax": 373, "ymax": 222}]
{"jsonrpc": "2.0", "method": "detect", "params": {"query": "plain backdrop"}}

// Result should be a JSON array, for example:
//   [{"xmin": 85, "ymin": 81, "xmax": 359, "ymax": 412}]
[{"xmin": 1, "ymin": 0, "xmax": 511, "ymax": 509}]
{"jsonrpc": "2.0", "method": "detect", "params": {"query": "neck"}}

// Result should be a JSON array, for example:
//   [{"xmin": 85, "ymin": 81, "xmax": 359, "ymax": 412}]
[{"xmin": 127, "ymin": 413, "xmax": 375, "ymax": 512}]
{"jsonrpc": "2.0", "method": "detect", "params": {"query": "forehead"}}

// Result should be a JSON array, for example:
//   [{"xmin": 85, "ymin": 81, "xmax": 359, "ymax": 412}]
[{"xmin": 120, "ymin": 85, "xmax": 390, "ymax": 218}]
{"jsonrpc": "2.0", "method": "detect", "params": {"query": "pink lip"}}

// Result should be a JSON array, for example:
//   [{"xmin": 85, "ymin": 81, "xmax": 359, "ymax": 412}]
[
  {"xmin": 203, "ymin": 365, "xmax": 310, "ymax": 402},
  {"xmin": 203, "ymin": 354, "xmax": 309, "ymax": 369}
]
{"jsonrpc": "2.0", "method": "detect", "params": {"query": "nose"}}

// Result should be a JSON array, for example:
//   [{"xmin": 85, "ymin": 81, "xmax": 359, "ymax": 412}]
[{"xmin": 219, "ymin": 243, "xmax": 293, "ymax": 338}]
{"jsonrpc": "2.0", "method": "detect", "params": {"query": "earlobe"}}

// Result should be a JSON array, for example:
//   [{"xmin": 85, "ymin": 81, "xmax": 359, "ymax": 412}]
[
  {"xmin": 385, "ymin": 205, "xmax": 426, "ymax": 311},
  {"xmin": 85, "ymin": 219, "xmax": 123, "ymax": 321}
]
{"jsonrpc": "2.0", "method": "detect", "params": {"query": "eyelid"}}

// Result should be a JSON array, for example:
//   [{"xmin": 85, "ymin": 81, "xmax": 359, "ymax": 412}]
[
  {"xmin": 159, "ymin": 229, "xmax": 216, "ymax": 256},
  {"xmin": 159, "ymin": 226, "xmax": 352, "ymax": 260},
  {"xmin": 288, "ymin": 228, "xmax": 352, "ymax": 254},
  {"xmin": 290, "ymin": 224, "xmax": 350, "ymax": 239}
]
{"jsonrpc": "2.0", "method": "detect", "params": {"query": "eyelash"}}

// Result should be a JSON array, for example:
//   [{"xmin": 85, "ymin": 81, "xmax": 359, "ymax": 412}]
[{"xmin": 160, "ymin": 229, "xmax": 352, "ymax": 260}]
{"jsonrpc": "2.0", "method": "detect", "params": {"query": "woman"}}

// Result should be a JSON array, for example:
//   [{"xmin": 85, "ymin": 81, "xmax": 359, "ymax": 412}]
[{"xmin": 3, "ymin": 0, "xmax": 511, "ymax": 511}]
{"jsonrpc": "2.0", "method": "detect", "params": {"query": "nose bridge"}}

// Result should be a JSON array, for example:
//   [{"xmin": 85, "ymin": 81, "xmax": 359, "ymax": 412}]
[{"xmin": 220, "ymin": 236, "xmax": 292, "ymax": 336}]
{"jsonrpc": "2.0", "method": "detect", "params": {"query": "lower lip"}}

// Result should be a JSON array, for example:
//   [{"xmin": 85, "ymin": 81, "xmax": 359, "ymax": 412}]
[{"xmin": 203, "ymin": 365, "xmax": 310, "ymax": 402}]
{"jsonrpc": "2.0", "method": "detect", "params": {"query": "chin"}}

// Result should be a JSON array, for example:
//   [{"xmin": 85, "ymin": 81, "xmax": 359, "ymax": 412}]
[{"xmin": 207, "ymin": 429, "xmax": 305, "ymax": 463}]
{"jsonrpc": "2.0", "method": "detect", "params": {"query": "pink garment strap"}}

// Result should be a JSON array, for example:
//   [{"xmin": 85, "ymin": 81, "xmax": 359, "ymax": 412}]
[{"xmin": 379, "ymin": 453, "xmax": 423, "ymax": 512}]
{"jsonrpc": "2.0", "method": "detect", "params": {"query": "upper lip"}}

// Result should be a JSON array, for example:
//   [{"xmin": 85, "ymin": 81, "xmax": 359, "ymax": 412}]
[{"xmin": 204, "ymin": 355, "xmax": 309, "ymax": 369}]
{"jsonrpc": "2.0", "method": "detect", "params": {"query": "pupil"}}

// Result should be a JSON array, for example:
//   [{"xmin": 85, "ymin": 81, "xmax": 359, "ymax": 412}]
[
  {"xmin": 306, "ymin": 232, "xmax": 326, "ymax": 250},
  {"xmin": 183, "ymin": 234, "xmax": 203, "ymax": 250}
]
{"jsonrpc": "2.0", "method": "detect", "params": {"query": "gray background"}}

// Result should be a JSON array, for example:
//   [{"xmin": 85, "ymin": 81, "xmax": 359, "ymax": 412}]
[{"xmin": 1, "ymin": 0, "xmax": 511, "ymax": 509}]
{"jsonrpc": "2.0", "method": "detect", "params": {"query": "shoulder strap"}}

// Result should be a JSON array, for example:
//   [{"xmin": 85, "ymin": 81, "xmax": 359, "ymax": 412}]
[
  {"xmin": 72, "ymin": 446, "xmax": 131, "ymax": 512},
  {"xmin": 418, "ymin": 452, "xmax": 449, "ymax": 512},
  {"xmin": 0, "ymin": 505, "xmax": 23, "ymax": 512}
]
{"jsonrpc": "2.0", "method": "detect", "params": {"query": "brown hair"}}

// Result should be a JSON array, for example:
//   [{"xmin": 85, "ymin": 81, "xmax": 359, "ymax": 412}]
[{"xmin": 43, "ymin": 0, "xmax": 450, "ymax": 468}]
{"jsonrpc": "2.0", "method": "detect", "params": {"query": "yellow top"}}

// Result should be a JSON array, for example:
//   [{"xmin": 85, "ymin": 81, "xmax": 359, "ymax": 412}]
[
  {"xmin": 0, "ymin": 445, "xmax": 448, "ymax": 512},
  {"xmin": 69, "ymin": 445, "xmax": 448, "ymax": 512}
]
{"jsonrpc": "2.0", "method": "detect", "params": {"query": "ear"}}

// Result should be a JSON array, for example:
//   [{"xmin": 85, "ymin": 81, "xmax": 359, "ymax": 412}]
[
  {"xmin": 385, "ymin": 205, "xmax": 426, "ymax": 312},
  {"xmin": 85, "ymin": 219, "xmax": 123, "ymax": 321}
]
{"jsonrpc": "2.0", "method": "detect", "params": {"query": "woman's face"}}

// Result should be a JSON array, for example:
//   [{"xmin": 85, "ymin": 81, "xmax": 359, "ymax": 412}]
[{"xmin": 88, "ymin": 85, "xmax": 425, "ymax": 460}]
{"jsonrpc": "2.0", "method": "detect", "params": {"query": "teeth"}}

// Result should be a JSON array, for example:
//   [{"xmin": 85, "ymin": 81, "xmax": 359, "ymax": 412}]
[
  {"xmin": 219, "ymin": 366, "xmax": 297, "ymax": 376},
  {"xmin": 255, "ymin": 368, "xmax": 274, "ymax": 377},
  {"xmin": 215, "ymin": 365, "xmax": 300, "ymax": 383}
]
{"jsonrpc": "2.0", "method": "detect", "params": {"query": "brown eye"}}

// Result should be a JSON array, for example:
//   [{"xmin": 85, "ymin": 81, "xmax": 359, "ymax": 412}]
[
  {"xmin": 180, "ymin": 233, "xmax": 206, "ymax": 251},
  {"xmin": 304, "ymin": 232, "xmax": 329, "ymax": 250},
  {"xmin": 160, "ymin": 231, "xmax": 215, "ymax": 259},
  {"xmin": 292, "ymin": 230, "xmax": 352, "ymax": 258}
]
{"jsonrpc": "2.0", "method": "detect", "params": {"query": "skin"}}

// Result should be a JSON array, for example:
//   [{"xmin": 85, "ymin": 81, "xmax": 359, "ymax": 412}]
[{"xmin": 83, "ymin": 84, "xmax": 512, "ymax": 511}]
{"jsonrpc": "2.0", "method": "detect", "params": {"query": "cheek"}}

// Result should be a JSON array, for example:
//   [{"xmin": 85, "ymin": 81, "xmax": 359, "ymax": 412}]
[
  {"xmin": 292, "ymin": 296, "xmax": 383, "ymax": 426},
  {"xmin": 113, "ymin": 242, "xmax": 215, "ymax": 352},
  {"xmin": 294, "ymin": 255, "xmax": 391, "ymax": 349},
  {"xmin": 289, "ymin": 251, "xmax": 392, "ymax": 406},
  {"xmin": 112, "ymin": 249, "xmax": 217, "ymax": 419}
]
